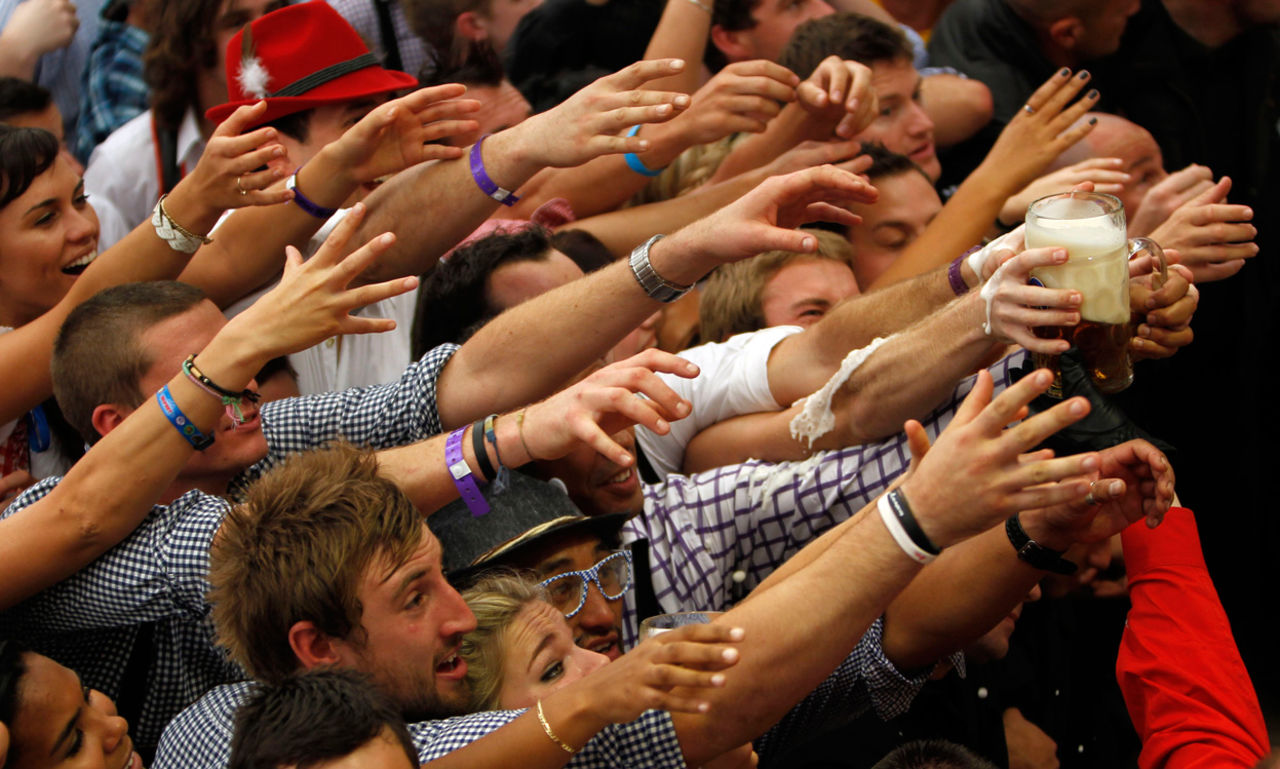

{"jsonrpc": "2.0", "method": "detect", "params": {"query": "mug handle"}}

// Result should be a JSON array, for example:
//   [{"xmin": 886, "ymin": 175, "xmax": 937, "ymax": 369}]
[{"xmin": 1128, "ymin": 237, "xmax": 1168, "ymax": 292}]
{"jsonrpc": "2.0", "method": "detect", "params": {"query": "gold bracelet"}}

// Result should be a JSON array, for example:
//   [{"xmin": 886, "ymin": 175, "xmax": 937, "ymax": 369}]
[
  {"xmin": 515, "ymin": 408, "xmax": 535, "ymax": 461},
  {"xmin": 536, "ymin": 700, "xmax": 575, "ymax": 754}
]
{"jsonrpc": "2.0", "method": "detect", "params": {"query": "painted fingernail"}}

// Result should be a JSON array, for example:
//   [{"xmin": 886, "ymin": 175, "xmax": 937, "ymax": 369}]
[
  {"xmin": 1077, "ymin": 70, "xmax": 1091, "ymax": 80},
  {"xmin": 1086, "ymin": 89, "xmax": 1099, "ymax": 100},
  {"xmin": 1059, "ymin": 67, "xmax": 1071, "ymax": 76}
]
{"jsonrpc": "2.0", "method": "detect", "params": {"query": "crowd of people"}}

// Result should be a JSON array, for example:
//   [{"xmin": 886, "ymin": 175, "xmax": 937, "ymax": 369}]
[{"xmin": 0, "ymin": 0, "xmax": 1275, "ymax": 767}]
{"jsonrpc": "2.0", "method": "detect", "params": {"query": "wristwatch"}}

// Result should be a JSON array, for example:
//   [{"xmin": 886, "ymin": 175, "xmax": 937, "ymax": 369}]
[
  {"xmin": 1005, "ymin": 514, "xmax": 1078, "ymax": 575},
  {"xmin": 629, "ymin": 235, "xmax": 691, "ymax": 303}
]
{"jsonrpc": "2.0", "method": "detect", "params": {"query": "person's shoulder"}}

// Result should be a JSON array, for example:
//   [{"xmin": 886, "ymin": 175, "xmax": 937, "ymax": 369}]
[
  {"xmin": 155, "ymin": 681, "xmax": 256, "ymax": 769},
  {"xmin": 85, "ymin": 108, "xmax": 155, "ymax": 170}
]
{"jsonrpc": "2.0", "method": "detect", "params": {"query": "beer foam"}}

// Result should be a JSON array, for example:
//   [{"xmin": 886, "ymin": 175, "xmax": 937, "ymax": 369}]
[{"xmin": 1027, "ymin": 220, "xmax": 1130, "ymax": 325}]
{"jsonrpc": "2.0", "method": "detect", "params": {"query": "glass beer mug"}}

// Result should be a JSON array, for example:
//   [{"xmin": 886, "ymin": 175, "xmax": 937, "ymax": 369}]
[{"xmin": 1025, "ymin": 191, "xmax": 1167, "ymax": 395}]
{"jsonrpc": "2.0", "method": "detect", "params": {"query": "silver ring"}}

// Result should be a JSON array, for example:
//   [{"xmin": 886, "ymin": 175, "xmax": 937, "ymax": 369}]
[
  {"xmin": 236, "ymin": 175, "xmax": 247, "ymax": 196},
  {"xmin": 1022, "ymin": 104, "xmax": 1035, "ymax": 115},
  {"xmin": 1084, "ymin": 491, "xmax": 1098, "ymax": 506}
]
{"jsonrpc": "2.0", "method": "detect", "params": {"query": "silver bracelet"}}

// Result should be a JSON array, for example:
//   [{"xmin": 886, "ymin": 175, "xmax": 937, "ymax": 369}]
[
  {"xmin": 151, "ymin": 194, "xmax": 213, "ymax": 254},
  {"xmin": 629, "ymin": 234, "xmax": 691, "ymax": 303}
]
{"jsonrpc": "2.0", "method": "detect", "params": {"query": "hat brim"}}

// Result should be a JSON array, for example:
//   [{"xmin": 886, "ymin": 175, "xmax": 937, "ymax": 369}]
[
  {"xmin": 205, "ymin": 67, "xmax": 418, "ymax": 127},
  {"xmin": 447, "ymin": 512, "xmax": 631, "ymax": 586}
]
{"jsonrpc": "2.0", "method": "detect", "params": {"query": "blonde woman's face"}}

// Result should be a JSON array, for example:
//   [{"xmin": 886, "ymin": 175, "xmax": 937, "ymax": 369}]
[{"xmin": 496, "ymin": 601, "xmax": 609, "ymax": 709}]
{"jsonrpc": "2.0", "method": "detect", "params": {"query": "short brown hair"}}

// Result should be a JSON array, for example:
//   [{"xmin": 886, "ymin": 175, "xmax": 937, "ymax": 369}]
[
  {"xmin": 52, "ymin": 281, "xmax": 208, "ymax": 445},
  {"xmin": 698, "ymin": 229, "xmax": 853, "ymax": 342},
  {"xmin": 778, "ymin": 12, "xmax": 912, "ymax": 80},
  {"xmin": 209, "ymin": 444, "xmax": 425, "ymax": 684}
]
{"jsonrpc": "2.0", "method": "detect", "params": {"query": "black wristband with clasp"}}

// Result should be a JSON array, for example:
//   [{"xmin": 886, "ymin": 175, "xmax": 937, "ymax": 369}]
[{"xmin": 1005, "ymin": 514, "xmax": 1078, "ymax": 575}]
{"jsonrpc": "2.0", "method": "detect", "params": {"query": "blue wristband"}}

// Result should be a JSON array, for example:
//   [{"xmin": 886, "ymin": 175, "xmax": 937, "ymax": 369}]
[
  {"xmin": 623, "ymin": 125, "xmax": 663, "ymax": 177},
  {"xmin": 156, "ymin": 384, "xmax": 214, "ymax": 450},
  {"xmin": 446, "ymin": 426, "xmax": 490, "ymax": 517},
  {"xmin": 469, "ymin": 134, "xmax": 520, "ymax": 206}
]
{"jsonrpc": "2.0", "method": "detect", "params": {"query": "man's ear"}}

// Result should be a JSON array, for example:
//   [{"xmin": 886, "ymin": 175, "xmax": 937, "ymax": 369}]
[
  {"xmin": 1047, "ymin": 16, "xmax": 1086, "ymax": 52},
  {"xmin": 456, "ymin": 11, "xmax": 488, "ymax": 42},
  {"xmin": 709, "ymin": 24, "xmax": 753, "ymax": 64},
  {"xmin": 288, "ymin": 621, "xmax": 344, "ymax": 670},
  {"xmin": 90, "ymin": 403, "xmax": 130, "ymax": 442}
]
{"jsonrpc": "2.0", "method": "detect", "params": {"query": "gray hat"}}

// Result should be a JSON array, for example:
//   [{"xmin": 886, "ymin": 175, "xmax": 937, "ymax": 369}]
[{"xmin": 428, "ymin": 471, "xmax": 630, "ymax": 582}]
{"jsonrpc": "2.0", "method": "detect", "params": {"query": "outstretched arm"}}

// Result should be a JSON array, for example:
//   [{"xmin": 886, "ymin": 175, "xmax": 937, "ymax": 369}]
[
  {"xmin": 0, "ymin": 102, "xmax": 293, "ymax": 426},
  {"xmin": 434, "ymin": 164, "xmax": 876, "ymax": 428},
  {"xmin": 0, "ymin": 206, "xmax": 417, "ymax": 610}
]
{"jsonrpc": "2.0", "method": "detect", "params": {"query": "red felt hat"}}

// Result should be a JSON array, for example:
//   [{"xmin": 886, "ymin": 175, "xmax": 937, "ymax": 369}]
[{"xmin": 205, "ymin": 0, "xmax": 417, "ymax": 127}]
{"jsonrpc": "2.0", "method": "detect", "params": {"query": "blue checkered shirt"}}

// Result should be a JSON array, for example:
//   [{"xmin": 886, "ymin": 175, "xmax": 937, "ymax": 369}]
[
  {"xmin": 0, "ymin": 345, "xmax": 457, "ymax": 752},
  {"xmin": 73, "ymin": 18, "xmax": 149, "ymax": 163},
  {"xmin": 155, "ymin": 680, "xmax": 685, "ymax": 769},
  {"xmin": 326, "ymin": 0, "xmax": 434, "ymax": 81}
]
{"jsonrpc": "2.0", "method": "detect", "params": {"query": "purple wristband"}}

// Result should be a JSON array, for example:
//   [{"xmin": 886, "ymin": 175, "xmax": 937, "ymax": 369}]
[
  {"xmin": 286, "ymin": 169, "xmax": 339, "ymax": 219},
  {"xmin": 446, "ymin": 427, "xmax": 490, "ymax": 517},
  {"xmin": 949, "ymin": 248, "xmax": 978, "ymax": 296},
  {"xmin": 469, "ymin": 134, "xmax": 519, "ymax": 206}
]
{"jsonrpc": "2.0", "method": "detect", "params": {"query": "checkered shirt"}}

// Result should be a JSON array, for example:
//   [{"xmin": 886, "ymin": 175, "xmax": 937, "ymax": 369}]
[
  {"xmin": 156, "ymin": 680, "xmax": 685, "ymax": 769},
  {"xmin": 327, "ymin": 0, "xmax": 435, "ymax": 80},
  {"xmin": 0, "ymin": 345, "xmax": 457, "ymax": 752},
  {"xmin": 73, "ymin": 19, "xmax": 150, "ymax": 163},
  {"xmin": 619, "ymin": 352, "xmax": 1027, "ymax": 751}
]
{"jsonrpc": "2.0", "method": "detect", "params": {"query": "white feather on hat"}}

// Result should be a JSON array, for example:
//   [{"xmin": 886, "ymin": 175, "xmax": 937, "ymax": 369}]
[{"xmin": 236, "ymin": 25, "xmax": 270, "ymax": 100}]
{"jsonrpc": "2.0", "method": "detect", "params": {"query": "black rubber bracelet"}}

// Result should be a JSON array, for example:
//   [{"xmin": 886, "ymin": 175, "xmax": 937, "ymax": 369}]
[
  {"xmin": 471, "ymin": 419, "xmax": 496, "ymax": 481},
  {"xmin": 886, "ymin": 488, "xmax": 941, "ymax": 556}
]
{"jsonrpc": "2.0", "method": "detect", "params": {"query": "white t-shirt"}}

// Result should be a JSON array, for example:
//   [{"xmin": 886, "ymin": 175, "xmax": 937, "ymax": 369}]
[
  {"xmin": 636, "ymin": 325, "xmax": 802, "ymax": 479},
  {"xmin": 85, "ymin": 107, "xmax": 206, "ymax": 251}
]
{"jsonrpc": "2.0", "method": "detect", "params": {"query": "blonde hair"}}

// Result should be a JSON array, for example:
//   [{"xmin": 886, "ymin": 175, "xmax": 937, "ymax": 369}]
[
  {"xmin": 459, "ymin": 573, "xmax": 548, "ymax": 711},
  {"xmin": 699, "ymin": 229, "xmax": 855, "ymax": 342}
]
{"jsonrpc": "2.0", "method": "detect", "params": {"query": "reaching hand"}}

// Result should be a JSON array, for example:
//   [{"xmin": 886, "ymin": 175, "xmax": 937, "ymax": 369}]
[
  {"xmin": 795, "ymin": 56, "xmax": 878, "ymax": 139},
  {"xmin": 1128, "ymin": 163, "xmax": 1214, "ymax": 236},
  {"xmin": 670, "ymin": 60, "xmax": 798, "ymax": 143},
  {"xmin": 981, "ymin": 244, "xmax": 1083, "ymax": 353},
  {"xmin": 899, "ymin": 368, "xmax": 1098, "ymax": 549},
  {"xmin": 0, "ymin": 0, "xmax": 78, "ymax": 62},
  {"xmin": 1020, "ymin": 439, "xmax": 1174, "ymax": 549},
  {"xmin": 1128, "ymin": 262, "xmax": 1196, "ymax": 360},
  {"xmin": 178, "ymin": 101, "xmax": 294, "ymax": 212},
  {"xmin": 227, "ymin": 203, "xmax": 419, "ymax": 357},
  {"xmin": 583, "ymin": 622, "xmax": 744, "ymax": 720},
  {"xmin": 999, "ymin": 158, "xmax": 1131, "ymax": 226},
  {"xmin": 514, "ymin": 59, "xmax": 693, "ymax": 168},
  {"xmin": 521, "ymin": 349, "xmax": 699, "ymax": 467},
  {"xmin": 1148, "ymin": 177, "xmax": 1257, "ymax": 283},
  {"xmin": 980, "ymin": 69, "xmax": 1101, "ymax": 197},
  {"xmin": 325, "ymin": 84, "xmax": 481, "ymax": 184},
  {"xmin": 658, "ymin": 165, "xmax": 877, "ymax": 280}
]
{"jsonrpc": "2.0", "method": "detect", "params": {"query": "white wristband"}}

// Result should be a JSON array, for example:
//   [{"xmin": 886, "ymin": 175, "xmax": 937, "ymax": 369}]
[{"xmin": 877, "ymin": 493, "xmax": 937, "ymax": 565}]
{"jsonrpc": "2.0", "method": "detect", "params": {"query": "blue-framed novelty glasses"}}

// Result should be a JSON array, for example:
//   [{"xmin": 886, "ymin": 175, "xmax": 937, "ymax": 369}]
[{"xmin": 537, "ymin": 550, "xmax": 633, "ymax": 619}]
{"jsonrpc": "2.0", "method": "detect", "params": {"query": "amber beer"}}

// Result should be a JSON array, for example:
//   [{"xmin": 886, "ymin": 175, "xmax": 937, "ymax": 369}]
[{"xmin": 1025, "ymin": 193, "xmax": 1137, "ymax": 394}]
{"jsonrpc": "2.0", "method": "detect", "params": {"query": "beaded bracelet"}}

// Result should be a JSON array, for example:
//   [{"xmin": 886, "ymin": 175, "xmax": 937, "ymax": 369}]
[{"xmin": 182, "ymin": 355, "xmax": 259, "ymax": 428}]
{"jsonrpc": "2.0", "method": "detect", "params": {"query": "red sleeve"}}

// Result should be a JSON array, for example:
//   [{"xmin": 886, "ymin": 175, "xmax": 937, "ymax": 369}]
[{"xmin": 1117, "ymin": 507, "xmax": 1271, "ymax": 769}]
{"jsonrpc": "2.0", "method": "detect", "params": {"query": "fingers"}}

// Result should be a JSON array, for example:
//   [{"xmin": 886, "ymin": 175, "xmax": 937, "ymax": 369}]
[
  {"xmin": 340, "ymin": 274, "xmax": 420, "ymax": 316},
  {"xmin": 1004, "ymin": 393, "xmax": 1090, "ymax": 450},
  {"xmin": 952, "ymin": 368, "xmax": 996, "ymax": 426},
  {"xmin": 310, "ymin": 202, "xmax": 368, "ymax": 266},
  {"xmin": 420, "ymin": 118, "xmax": 482, "ymax": 146},
  {"xmin": 615, "ymin": 58, "xmax": 688, "ymax": 87},
  {"xmin": 904, "ymin": 420, "xmax": 931, "ymax": 467},
  {"xmin": 1187, "ymin": 173, "xmax": 1231, "ymax": 205},
  {"xmin": 400, "ymin": 82, "xmax": 468, "ymax": 109},
  {"xmin": 213, "ymin": 100, "xmax": 270, "ymax": 139}
]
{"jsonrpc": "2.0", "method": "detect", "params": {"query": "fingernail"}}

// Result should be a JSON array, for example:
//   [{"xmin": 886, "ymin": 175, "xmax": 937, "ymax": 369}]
[
  {"xmin": 1138, "ymin": 324, "xmax": 1151, "ymax": 338},
  {"xmin": 1059, "ymin": 67, "xmax": 1071, "ymax": 76},
  {"xmin": 620, "ymin": 452, "xmax": 632, "ymax": 465},
  {"xmin": 1054, "ymin": 248, "xmax": 1068, "ymax": 261},
  {"xmin": 1082, "ymin": 455, "xmax": 1099, "ymax": 471},
  {"xmin": 655, "ymin": 418, "xmax": 668, "ymax": 431},
  {"xmin": 711, "ymin": 673, "xmax": 726, "ymax": 686},
  {"xmin": 380, "ymin": 233, "xmax": 394, "ymax": 245},
  {"xmin": 657, "ymin": 104, "xmax": 671, "ymax": 115},
  {"xmin": 831, "ymin": 90, "xmax": 842, "ymax": 103},
  {"xmin": 675, "ymin": 94, "xmax": 691, "ymax": 107},
  {"xmin": 1089, "ymin": 116, "xmax": 1098, "ymax": 126},
  {"xmin": 1077, "ymin": 70, "xmax": 1091, "ymax": 80},
  {"xmin": 722, "ymin": 648, "xmax": 739, "ymax": 662},
  {"xmin": 801, "ymin": 236, "xmax": 815, "ymax": 250},
  {"xmin": 1086, "ymin": 89, "xmax": 1099, "ymax": 100},
  {"xmin": 637, "ymin": 140, "xmax": 650, "ymax": 151},
  {"xmin": 730, "ymin": 627, "xmax": 745, "ymax": 640},
  {"xmin": 698, "ymin": 702, "xmax": 710, "ymax": 713},
  {"xmin": 1110, "ymin": 481, "xmax": 1124, "ymax": 495},
  {"xmin": 671, "ymin": 58, "xmax": 685, "ymax": 69},
  {"xmin": 1070, "ymin": 399, "xmax": 1088, "ymax": 415},
  {"xmin": 1036, "ymin": 370, "xmax": 1052, "ymax": 385}
]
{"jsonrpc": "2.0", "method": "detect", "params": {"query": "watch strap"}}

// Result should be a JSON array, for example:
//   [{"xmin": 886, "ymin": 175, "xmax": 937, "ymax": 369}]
[{"xmin": 1005, "ymin": 514, "xmax": 1078, "ymax": 574}]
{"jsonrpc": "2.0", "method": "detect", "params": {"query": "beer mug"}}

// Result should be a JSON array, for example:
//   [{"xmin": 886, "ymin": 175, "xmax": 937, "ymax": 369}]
[{"xmin": 1025, "ymin": 191, "xmax": 1167, "ymax": 395}]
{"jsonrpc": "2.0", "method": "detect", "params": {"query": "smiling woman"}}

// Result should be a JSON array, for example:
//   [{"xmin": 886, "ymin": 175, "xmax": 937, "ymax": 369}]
[{"xmin": 0, "ymin": 641, "xmax": 141, "ymax": 769}]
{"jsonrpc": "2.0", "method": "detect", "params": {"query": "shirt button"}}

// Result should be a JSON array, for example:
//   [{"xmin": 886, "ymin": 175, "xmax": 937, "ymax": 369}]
[
  {"xmin": 731, "ymin": 570, "xmax": 746, "ymax": 584},
  {"xmin": 325, "ymin": 338, "xmax": 336, "ymax": 348},
  {"xmin": 976, "ymin": 687, "xmax": 989, "ymax": 699}
]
